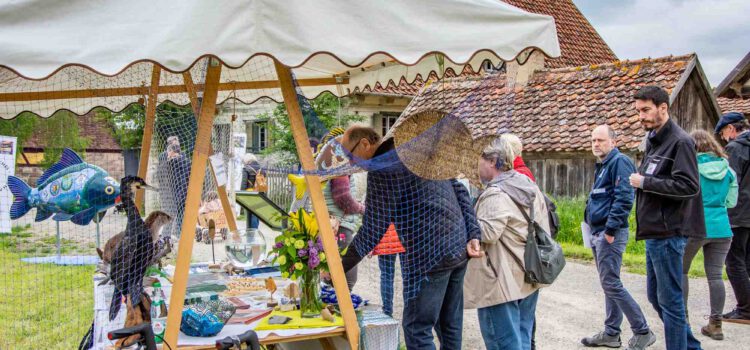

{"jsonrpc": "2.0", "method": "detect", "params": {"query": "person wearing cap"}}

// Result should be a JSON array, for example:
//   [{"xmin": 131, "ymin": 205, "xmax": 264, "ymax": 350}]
[
  {"xmin": 629, "ymin": 86, "xmax": 704, "ymax": 350},
  {"xmin": 715, "ymin": 111, "xmax": 750, "ymax": 324}
]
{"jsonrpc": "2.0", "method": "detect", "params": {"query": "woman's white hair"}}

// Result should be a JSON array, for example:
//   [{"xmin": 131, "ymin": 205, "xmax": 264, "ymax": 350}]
[
  {"xmin": 242, "ymin": 153, "xmax": 258, "ymax": 164},
  {"xmin": 500, "ymin": 134, "xmax": 523, "ymax": 158},
  {"xmin": 481, "ymin": 135, "xmax": 515, "ymax": 171}
]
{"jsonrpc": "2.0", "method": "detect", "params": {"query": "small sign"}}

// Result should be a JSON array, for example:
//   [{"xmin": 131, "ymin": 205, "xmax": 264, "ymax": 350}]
[
  {"xmin": 0, "ymin": 135, "xmax": 17, "ymax": 233},
  {"xmin": 209, "ymin": 153, "xmax": 227, "ymax": 187}
]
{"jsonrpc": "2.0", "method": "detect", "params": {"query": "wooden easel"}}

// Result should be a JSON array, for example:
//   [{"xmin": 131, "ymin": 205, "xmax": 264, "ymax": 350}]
[{"xmin": 0, "ymin": 58, "xmax": 359, "ymax": 349}]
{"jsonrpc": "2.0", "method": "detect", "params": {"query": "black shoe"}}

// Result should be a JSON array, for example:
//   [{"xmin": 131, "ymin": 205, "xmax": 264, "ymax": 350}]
[{"xmin": 722, "ymin": 309, "xmax": 750, "ymax": 325}]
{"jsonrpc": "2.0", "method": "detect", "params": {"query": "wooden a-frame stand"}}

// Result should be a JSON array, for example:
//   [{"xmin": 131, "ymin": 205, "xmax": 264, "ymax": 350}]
[{"xmin": 0, "ymin": 58, "xmax": 359, "ymax": 349}]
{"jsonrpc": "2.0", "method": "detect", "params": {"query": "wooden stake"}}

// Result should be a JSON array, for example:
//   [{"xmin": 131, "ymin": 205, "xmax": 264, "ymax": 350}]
[
  {"xmin": 182, "ymin": 72, "xmax": 238, "ymax": 233},
  {"xmin": 274, "ymin": 60, "xmax": 360, "ymax": 350},
  {"xmin": 163, "ymin": 58, "xmax": 223, "ymax": 348},
  {"xmin": 135, "ymin": 66, "xmax": 161, "ymax": 214}
]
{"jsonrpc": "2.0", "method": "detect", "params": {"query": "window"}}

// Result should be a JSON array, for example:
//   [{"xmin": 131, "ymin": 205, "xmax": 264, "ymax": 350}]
[
  {"xmin": 251, "ymin": 121, "xmax": 268, "ymax": 153},
  {"xmin": 381, "ymin": 113, "xmax": 399, "ymax": 136}
]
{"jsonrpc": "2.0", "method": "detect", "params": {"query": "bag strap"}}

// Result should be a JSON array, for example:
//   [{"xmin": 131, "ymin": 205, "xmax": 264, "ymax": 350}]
[{"xmin": 507, "ymin": 195, "xmax": 534, "ymax": 225}]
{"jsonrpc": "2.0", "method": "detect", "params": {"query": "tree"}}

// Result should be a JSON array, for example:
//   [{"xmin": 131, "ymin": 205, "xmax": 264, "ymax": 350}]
[
  {"xmin": 38, "ymin": 111, "xmax": 91, "ymax": 169},
  {"xmin": 265, "ymin": 92, "xmax": 364, "ymax": 162},
  {"xmin": 95, "ymin": 104, "xmax": 146, "ymax": 150}
]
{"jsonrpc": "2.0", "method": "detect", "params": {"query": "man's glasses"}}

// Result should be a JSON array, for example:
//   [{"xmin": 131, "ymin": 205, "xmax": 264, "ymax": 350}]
[{"xmin": 349, "ymin": 139, "xmax": 362, "ymax": 154}]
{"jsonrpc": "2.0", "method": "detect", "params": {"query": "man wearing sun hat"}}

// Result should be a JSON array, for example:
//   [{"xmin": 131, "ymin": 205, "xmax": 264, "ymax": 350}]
[{"xmin": 716, "ymin": 111, "xmax": 750, "ymax": 324}]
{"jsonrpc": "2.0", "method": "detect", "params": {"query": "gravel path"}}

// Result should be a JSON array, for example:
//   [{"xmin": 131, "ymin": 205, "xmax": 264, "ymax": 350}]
[{"xmin": 351, "ymin": 257, "xmax": 749, "ymax": 350}]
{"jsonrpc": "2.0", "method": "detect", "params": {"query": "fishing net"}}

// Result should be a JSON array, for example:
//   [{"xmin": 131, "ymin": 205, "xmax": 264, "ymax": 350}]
[{"xmin": 0, "ymin": 53, "xmax": 513, "ymax": 349}]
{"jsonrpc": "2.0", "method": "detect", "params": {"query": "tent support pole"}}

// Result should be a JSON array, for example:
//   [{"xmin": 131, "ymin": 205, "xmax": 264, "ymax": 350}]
[
  {"xmin": 274, "ymin": 60, "xmax": 360, "ymax": 350},
  {"xmin": 163, "ymin": 58, "xmax": 223, "ymax": 348},
  {"xmin": 182, "ymin": 72, "xmax": 239, "ymax": 234},
  {"xmin": 135, "ymin": 66, "xmax": 161, "ymax": 214}
]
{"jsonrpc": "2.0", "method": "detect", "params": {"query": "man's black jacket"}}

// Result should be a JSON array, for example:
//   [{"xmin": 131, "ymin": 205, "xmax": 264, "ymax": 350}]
[
  {"xmin": 727, "ymin": 131, "xmax": 750, "ymax": 228},
  {"xmin": 635, "ymin": 119, "xmax": 706, "ymax": 240}
]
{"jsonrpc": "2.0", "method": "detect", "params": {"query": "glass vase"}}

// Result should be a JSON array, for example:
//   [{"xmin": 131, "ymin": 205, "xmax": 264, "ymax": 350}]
[{"xmin": 299, "ymin": 269, "xmax": 323, "ymax": 318}]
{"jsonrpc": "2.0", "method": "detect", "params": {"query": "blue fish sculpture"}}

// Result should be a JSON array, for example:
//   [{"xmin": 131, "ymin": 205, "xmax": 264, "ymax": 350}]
[{"xmin": 8, "ymin": 148, "xmax": 121, "ymax": 225}]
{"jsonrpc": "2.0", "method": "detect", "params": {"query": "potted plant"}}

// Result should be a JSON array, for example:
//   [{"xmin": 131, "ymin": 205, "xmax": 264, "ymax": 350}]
[{"xmin": 272, "ymin": 209, "xmax": 330, "ymax": 318}]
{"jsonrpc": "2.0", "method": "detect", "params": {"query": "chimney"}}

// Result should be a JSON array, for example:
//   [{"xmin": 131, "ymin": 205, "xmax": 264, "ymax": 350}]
[{"xmin": 506, "ymin": 49, "xmax": 545, "ymax": 88}]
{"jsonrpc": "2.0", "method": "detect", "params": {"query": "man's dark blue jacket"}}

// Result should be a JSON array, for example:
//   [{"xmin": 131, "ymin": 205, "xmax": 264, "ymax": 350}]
[{"xmin": 585, "ymin": 148, "xmax": 636, "ymax": 234}]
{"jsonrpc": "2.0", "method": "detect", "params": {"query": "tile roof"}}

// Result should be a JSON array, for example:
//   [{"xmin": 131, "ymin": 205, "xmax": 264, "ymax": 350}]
[
  {"xmin": 24, "ymin": 112, "xmax": 121, "ymax": 151},
  {"xmin": 400, "ymin": 54, "xmax": 696, "ymax": 153},
  {"xmin": 717, "ymin": 97, "xmax": 750, "ymax": 117},
  {"xmin": 504, "ymin": 0, "xmax": 617, "ymax": 68},
  {"xmin": 363, "ymin": 0, "xmax": 618, "ymax": 96}
]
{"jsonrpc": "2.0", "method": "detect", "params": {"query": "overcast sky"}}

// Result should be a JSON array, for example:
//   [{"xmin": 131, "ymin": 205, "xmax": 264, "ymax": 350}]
[{"xmin": 572, "ymin": 0, "xmax": 749, "ymax": 86}]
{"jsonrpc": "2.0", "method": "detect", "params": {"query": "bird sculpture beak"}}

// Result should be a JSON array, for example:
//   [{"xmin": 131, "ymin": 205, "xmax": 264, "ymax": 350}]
[
  {"xmin": 114, "ymin": 196, "xmax": 121, "ymax": 204},
  {"xmin": 140, "ymin": 184, "xmax": 159, "ymax": 191}
]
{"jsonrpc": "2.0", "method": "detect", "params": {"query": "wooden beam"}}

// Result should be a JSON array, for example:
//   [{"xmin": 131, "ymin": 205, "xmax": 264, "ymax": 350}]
[
  {"xmin": 0, "ymin": 77, "xmax": 348, "ymax": 102},
  {"xmin": 163, "ymin": 59, "xmax": 223, "ymax": 348},
  {"xmin": 182, "ymin": 71, "xmax": 239, "ymax": 234},
  {"xmin": 274, "ymin": 60, "xmax": 360, "ymax": 350},
  {"xmin": 135, "ymin": 66, "xmax": 161, "ymax": 214}
]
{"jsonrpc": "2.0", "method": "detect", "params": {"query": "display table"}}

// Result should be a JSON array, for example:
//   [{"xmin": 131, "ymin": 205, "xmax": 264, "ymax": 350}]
[{"xmin": 92, "ymin": 272, "xmax": 399, "ymax": 349}]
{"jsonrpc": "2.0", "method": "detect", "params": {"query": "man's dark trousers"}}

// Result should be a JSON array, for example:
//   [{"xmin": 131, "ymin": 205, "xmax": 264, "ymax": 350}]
[
  {"xmin": 646, "ymin": 236, "xmax": 702, "ymax": 350},
  {"xmin": 592, "ymin": 228, "xmax": 649, "ymax": 336},
  {"xmin": 402, "ymin": 263, "xmax": 467, "ymax": 350}
]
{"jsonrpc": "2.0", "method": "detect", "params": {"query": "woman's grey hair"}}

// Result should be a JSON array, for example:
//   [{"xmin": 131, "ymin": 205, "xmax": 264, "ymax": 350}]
[{"xmin": 481, "ymin": 136, "xmax": 515, "ymax": 171}]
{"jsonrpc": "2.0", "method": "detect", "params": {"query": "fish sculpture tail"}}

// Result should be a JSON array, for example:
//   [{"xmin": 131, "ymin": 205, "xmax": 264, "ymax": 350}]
[{"xmin": 8, "ymin": 176, "xmax": 31, "ymax": 219}]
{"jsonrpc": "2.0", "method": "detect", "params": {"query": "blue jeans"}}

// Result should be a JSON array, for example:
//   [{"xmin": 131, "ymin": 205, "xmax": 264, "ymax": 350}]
[
  {"xmin": 592, "ymin": 229, "xmax": 649, "ymax": 336},
  {"xmin": 379, "ymin": 254, "xmax": 397, "ymax": 316},
  {"xmin": 478, "ymin": 290, "xmax": 539, "ymax": 350},
  {"xmin": 402, "ymin": 263, "xmax": 467, "ymax": 350},
  {"xmin": 646, "ymin": 237, "xmax": 702, "ymax": 350}
]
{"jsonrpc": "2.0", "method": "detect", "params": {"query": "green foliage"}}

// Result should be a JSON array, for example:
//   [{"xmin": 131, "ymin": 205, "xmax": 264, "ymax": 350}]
[
  {"xmin": 0, "ymin": 113, "xmax": 38, "ymax": 156},
  {"xmin": 153, "ymin": 103, "xmax": 197, "ymax": 156},
  {"xmin": 37, "ymin": 111, "xmax": 90, "ymax": 169},
  {"xmin": 95, "ymin": 104, "xmax": 146, "ymax": 150},
  {"xmin": 554, "ymin": 197, "xmax": 709, "ymax": 278},
  {"xmin": 265, "ymin": 93, "xmax": 364, "ymax": 161}
]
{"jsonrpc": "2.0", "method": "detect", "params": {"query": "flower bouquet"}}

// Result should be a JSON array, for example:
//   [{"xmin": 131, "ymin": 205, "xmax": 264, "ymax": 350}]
[{"xmin": 272, "ymin": 209, "xmax": 330, "ymax": 318}]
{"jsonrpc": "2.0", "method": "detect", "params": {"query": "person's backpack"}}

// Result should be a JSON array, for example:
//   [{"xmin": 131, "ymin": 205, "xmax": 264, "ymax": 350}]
[
  {"xmin": 543, "ymin": 194, "xmax": 560, "ymax": 239},
  {"xmin": 506, "ymin": 196, "xmax": 566, "ymax": 285}
]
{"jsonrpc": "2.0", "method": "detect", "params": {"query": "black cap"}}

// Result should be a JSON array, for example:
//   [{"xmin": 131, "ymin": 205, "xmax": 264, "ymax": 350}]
[{"xmin": 715, "ymin": 112, "xmax": 746, "ymax": 134}]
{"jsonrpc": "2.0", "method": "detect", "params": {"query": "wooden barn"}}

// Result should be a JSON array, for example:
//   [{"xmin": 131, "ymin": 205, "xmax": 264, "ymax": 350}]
[
  {"xmin": 402, "ymin": 53, "xmax": 721, "ymax": 197},
  {"xmin": 716, "ymin": 51, "xmax": 750, "ymax": 117}
]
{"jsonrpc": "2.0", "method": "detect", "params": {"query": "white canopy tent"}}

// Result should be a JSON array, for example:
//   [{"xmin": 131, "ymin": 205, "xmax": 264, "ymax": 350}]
[{"xmin": 0, "ymin": 0, "xmax": 559, "ymax": 348}]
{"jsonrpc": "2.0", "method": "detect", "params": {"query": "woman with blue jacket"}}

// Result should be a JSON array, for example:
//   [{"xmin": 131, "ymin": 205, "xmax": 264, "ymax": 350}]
[{"xmin": 683, "ymin": 130, "xmax": 739, "ymax": 341}]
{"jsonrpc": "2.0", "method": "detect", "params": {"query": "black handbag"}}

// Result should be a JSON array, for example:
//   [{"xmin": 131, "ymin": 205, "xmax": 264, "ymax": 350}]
[{"xmin": 505, "ymin": 196, "xmax": 566, "ymax": 285}]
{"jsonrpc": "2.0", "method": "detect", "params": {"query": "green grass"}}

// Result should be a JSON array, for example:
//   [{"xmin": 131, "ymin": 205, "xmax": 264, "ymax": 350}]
[
  {"xmin": 0, "ymin": 225, "xmax": 94, "ymax": 349},
  {"xmin": 555, "ymin": 197, "xmax": 715, "ymax": 278}
]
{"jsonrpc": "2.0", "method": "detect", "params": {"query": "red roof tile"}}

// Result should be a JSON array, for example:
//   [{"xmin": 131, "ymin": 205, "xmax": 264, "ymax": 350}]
[
  {"xmin": 400, "ymin": 54, "xmax": 696, "ymax": 153},
  {"xmin": 361, "ymin": 0, "xmax": 617, "ymax": 96},
  {"xmin": 504, "ymin": 0, "xmax": 617, "ymax": 68},
  {"xmin": 717, "ymin": 97, "xmax": 750, "ymax": 117}
]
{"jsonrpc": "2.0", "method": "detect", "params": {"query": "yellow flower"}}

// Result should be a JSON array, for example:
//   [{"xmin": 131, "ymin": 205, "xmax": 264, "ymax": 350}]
[
  {"xmin": 277, "ymin": 255, "xmax": 287, "ymax": 265},
  {"xmin": 319, "ymin": 252, "xmax": 326, "ymax": 262},
  {"xmin": 294, "ymin": 239, "xmax": 305, "ymax": 249},
  {"xmin": 281, "ymin": 272, "xmax": 289, "ymax": 279},
  {"xmin": 294, "ymin": 262, "xmax": 304, "ymax": 271},
  {"xmin": 284, "ymin": 238, "xmax": 291, "ymax": 246},
  {"xmin": 288, "ymin": 211, "xmax": 302, "ymax": 232},
  {"xmin": 302, "ymin": 210, "xmax": 318, "ymax": 237}
]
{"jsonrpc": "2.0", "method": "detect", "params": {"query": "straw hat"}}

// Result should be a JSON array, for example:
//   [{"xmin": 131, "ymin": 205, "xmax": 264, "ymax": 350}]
[{"xmin": 390, "ymin": 110, "xmax": 491, "ymax": 187}]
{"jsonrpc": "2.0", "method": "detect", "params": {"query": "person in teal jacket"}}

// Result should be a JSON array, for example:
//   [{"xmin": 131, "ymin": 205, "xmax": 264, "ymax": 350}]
[{"xmin": 683, "ymin": 130, "xmax": 738, "ymax": 341}]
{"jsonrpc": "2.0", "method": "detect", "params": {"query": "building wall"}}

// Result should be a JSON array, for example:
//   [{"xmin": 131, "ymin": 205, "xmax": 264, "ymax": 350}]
[
  {"xmin": 670, "ymin": 71, "xmax": 718, "ymax": 133},
  {"xmin": 15, "ymin": 151, "xmax": 124, "ymax": 186}
]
